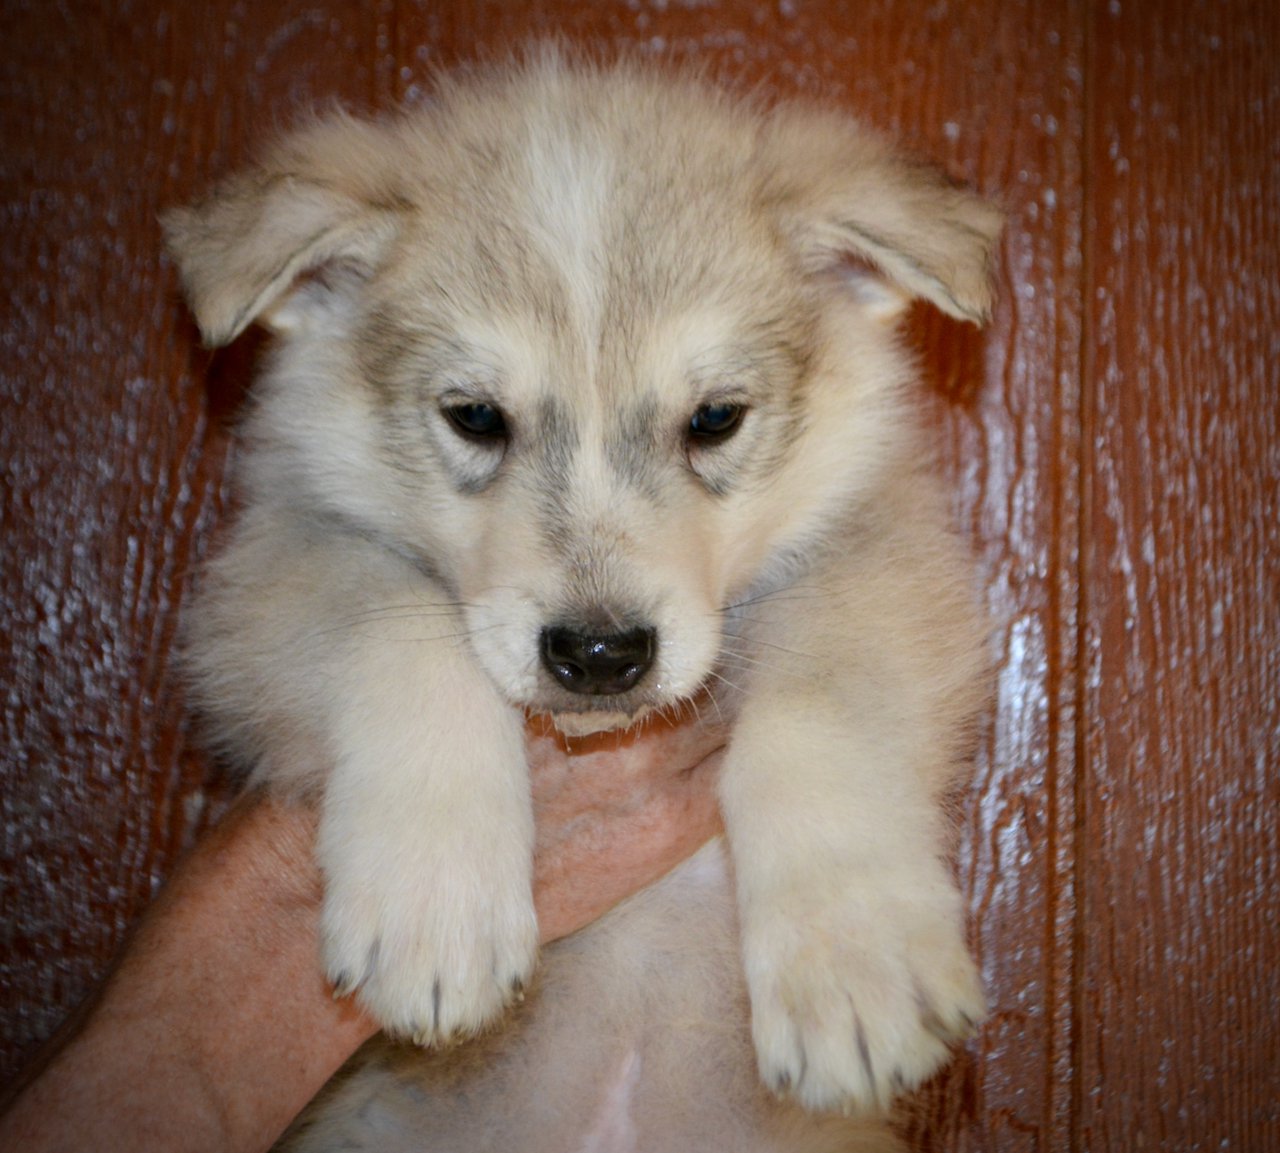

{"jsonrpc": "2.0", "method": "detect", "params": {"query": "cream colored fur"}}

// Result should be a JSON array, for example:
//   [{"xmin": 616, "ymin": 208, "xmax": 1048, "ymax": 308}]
[{"xmin": 165, "ymin": 48, "xmax": 1001, "ymax": 1152}]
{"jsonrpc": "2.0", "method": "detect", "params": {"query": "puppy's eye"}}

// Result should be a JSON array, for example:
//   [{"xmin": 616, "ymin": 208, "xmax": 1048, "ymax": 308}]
[
  {"xmin": 444, "ymin": 402, "xmax": 508, "ymax": 442},
  {"xmin": 688, "ymin": 402, "xmax": 746, "ymax": 443}
]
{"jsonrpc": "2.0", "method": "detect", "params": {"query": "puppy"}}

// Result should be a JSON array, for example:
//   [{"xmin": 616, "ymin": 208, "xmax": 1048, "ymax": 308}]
[{"xmin": 165, "ymin": 48, "xmax": 1001, "ymax": 1152}]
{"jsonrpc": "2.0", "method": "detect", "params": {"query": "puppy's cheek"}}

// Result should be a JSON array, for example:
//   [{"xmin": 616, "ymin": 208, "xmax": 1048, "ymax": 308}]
[
  {"xmin": 649, "ymin": 602, "xmax": 724, "ymax": 702},
  {"xmin": 463, "ymin": 607, "xmax": 543, "ymax": 704}
]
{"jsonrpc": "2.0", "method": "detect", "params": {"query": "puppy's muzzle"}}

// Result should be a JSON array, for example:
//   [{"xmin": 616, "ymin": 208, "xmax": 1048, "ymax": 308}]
[{"xmin": 540, "ymin": 625, "xmax": 656, "ymax": 696}]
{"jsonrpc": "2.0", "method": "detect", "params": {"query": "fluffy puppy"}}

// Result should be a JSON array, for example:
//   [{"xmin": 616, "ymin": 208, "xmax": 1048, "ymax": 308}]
[{"xmin": 165, "ymin": 48, "xmax": 1001, "ymax": 1152}]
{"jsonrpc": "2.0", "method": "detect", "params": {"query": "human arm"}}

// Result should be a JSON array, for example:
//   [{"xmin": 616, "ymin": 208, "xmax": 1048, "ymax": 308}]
[{"xmin": 0, "ymin": 714, "xmax": 724, "ymax": 1153}]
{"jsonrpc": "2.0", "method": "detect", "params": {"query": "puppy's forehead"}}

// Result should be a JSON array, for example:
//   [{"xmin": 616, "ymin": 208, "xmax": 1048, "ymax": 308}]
[
  {"xmin": 364, "ymin": 101, "xmax": 813, "ymax": 431},
  {"xmin": 408, "ymin": 116, "xmax": 791, "ymax": 340}
]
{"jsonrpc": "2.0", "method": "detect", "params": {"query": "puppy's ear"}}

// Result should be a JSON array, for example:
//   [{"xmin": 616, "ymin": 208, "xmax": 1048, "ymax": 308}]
[
  {"xmin": 163, "ymin": 116, "xmax": 405, "ymax": 346},
  {"xmin": 764, "ymin": 108, "xmax": 1003, "ymax": 324}
]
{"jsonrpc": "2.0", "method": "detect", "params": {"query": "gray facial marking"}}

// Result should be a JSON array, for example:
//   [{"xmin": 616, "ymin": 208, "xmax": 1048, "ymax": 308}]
[
  {"xmin": 534, "ymin": 395, "xmax": 580, "ymax": 489},
  {"xmin": 528, "ymin": 395, "xmax": 583, "ymax": 550},
  {"xmin": 604, "ymin": 395, "xmax": 667, "ymax": 498}
]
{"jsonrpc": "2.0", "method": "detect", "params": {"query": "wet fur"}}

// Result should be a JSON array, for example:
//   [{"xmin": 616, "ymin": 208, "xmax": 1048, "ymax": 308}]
[{"xmin": 166, "ymin": 48, "xmax": 1001, "ymax": 1152}]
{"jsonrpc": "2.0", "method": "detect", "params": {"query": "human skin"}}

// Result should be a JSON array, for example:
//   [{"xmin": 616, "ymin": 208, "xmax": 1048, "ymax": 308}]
[{"xmin": 0, "ymin": 714, "xmax": 726, "ymax": 1153}]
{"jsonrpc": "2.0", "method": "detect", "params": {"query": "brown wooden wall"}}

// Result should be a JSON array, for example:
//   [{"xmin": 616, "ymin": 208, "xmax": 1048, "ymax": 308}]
[{"xmin": 2, "ymin": 2, "xmax": 1276, "ymax": 1148}]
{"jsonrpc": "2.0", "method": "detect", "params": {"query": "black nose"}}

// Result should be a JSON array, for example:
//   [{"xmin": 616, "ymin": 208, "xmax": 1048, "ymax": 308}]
[{"xmin": 541, "ymin": 625, "xmax": 657, "ymax": 696}]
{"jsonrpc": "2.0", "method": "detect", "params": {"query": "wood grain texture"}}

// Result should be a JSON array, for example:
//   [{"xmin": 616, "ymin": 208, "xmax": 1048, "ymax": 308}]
[
  {"xmin": 0, "ymin": 1, "xmax": 1275, "ymax": 1148},
  {"xmin": 1078, "ymin": 2, "xmax": 1280, "ymax": 1148},
  {"xmin": 1, "ymin": 0, "xmax": 229, "ymax": 1069}
]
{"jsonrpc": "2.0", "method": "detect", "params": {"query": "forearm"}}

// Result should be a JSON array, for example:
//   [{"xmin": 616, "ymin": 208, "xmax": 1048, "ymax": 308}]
[
  {"xmin": 0, "ymin": 718, "xmax": 724, "ymax": 1153},
  {"xmin": 0, "ymin": 796, "xmax": 369, "ymax": 1153}
]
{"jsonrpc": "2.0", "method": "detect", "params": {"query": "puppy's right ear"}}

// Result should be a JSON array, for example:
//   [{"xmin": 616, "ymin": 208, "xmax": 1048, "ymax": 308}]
[{"xmin": 163, "ymin": 120, "xmax": 404, "ymax": 347}]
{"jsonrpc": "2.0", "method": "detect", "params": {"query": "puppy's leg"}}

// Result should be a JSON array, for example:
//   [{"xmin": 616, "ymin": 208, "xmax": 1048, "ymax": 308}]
[
  {"xmin": 317, "ymin": 628, "xmax": 538, "ymax": 1044},
  {"xmin": 720, "ymin": 491, "xmax": 985, "ymax": 1113}
]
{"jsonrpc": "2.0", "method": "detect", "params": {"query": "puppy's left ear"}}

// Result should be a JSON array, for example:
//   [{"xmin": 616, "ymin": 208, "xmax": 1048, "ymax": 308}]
[{"xmin": 764, "ymin": 107, "xmax": 1003, "ymax": 324}]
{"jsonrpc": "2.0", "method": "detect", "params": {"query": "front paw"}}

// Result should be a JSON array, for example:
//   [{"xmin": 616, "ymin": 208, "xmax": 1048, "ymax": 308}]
[
  {"xmin": 743, "ymin": 872, "xmax": 984, "ymax": 1113},
  {"xmin": 322, "ymin": 862, "xmax": 538, "ymax": 1046}
]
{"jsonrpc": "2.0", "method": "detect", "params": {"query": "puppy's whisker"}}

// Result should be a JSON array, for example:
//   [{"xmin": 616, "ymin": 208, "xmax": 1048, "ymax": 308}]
[
  {"xmin": 706, "ymin": 669, "xmax": 748, "ymax": 696},
  {"xmin": 731, "ymin": 637, "xmax": 815, "ymax": 660},
  {"xmin": 716, "ymin": 643, "xmax": 813, "ymax": 679},
  {"xmin": 337, "ymin": 609, "xmax": 463, "ymax": 630},
  {"xmin": 325, "ymin": 601, "xmax": 468, "ymax": 625},
  {"xmin": 721, "ymin": 585, "xmax": 832, "ymax": 614},
  {"xmin": 310, "ymin": 611, "xmax": 468, "ymax": 643}
]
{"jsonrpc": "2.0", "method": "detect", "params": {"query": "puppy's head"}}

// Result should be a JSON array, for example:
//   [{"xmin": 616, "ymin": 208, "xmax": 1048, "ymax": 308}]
[{"xmin": 165, "ymin": 52, "xmax": 1001, "ymax": 732}]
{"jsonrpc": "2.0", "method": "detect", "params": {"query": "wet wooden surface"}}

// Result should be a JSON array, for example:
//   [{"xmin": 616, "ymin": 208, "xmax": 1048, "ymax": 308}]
[{"xmin": 1, "ymin": 2, "xmax": 1276, "ymax": 1147}]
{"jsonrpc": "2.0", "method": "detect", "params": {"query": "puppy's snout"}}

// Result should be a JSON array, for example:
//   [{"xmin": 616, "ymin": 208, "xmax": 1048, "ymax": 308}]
[{"xmin": 541, "ymin": 625, "xmax": 656, "ymax": 696}]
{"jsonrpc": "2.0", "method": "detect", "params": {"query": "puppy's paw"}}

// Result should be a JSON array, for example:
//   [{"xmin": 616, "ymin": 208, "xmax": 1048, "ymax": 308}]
[
  {"xmin": 322, "ymin": 860, "xmax": 538, "ymax": 1045},
  {"xmin": 743, "ymin": 871, "xmax": 984, "ymax": 1113}
]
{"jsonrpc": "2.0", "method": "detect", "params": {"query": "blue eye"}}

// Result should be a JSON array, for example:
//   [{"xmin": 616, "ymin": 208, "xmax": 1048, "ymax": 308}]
[
  {"xmin": 444, "ymin": 402, "xmax": 507, "ymax": 441},
  {"xmin": 688, "ymin": 402, "xmax": 746, "ymax": 442}
]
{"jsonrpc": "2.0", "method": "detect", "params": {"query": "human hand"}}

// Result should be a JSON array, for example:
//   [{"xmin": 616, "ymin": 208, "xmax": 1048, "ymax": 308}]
[
  {"xmin": 0, "ymin": 709, "xmax": 726, "ymax": 1153},
  {"xmin": 528, "ymin": 706, "xmax": 727, "ymax": 941}
]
